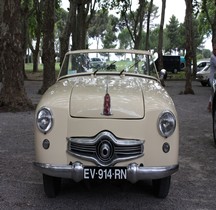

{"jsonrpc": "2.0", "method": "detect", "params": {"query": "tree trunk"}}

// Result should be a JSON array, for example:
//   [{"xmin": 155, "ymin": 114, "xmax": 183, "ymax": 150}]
[
  {"xmin": 145, "ymin": 0, "xmax": 153, "ymax": 50},
  {"xmin": 134, "ymin": 0, "xmax": 146, "ymax": 49},
  {"xmin": 71, "ymin": 0, "xmax": 91, "ymax": 50},
  {"xmin": 62, "ymin": 0, "xmax": 95, "ymax": 52},
  {"xmin": 21, "ymin": 0, "xmax": 31, "ymax": 80},
  {"xmin": 28, "ymin": 0, "xmax": 43, "ymax": 73},
  {"xmin": 184, "ymin": 0, "xmax": 194, "ymax": 94},
  {"xmin": 158, "ymin": 0, "xmax": 166, "ymax": 72},
  {"xmin": 59, "ymin": 1, "xmax": 74, "ymax": 66},
  {"xmin": 0, "ymin": 0, "xmax": 34, "ymax": 111},
  {"xmin": 38, "ymin": 0, "xmax": 56, "ymax": 94},
  {"xmin": 0, "ymin": 0, "xmax": 4, "ymax": 82}
]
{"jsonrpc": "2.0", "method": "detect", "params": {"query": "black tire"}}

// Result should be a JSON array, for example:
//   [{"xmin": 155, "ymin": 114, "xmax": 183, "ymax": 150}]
[
  {"xmin": 180, "ymin": 63, "xmax": 185, "ymax": 69},
  {"xmin": 212, "ymin": 96, "xmax": 216, "ymax": 146},
  {"xmin": 43, "ymin": 174, "xmax": 61, "ymax": 198},
  {"xmin": 201, "ymin": 81, "xmax": 207, "ymax": 87},
  {"xmin": 152, "ymin": 176, "xmax": 171, "ymax": 198}
]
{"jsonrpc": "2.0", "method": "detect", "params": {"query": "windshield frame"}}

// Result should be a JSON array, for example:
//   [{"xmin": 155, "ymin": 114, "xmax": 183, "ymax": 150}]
[{"xmin": 58, "ymin": 49, "xmax": 159, "ymax": 80}]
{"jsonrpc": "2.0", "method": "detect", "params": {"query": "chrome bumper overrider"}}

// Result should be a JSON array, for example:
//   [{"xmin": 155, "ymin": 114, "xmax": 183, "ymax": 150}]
[{"xmin": 33, "ymin": 162, "xmax": 179, "ymax": 183}]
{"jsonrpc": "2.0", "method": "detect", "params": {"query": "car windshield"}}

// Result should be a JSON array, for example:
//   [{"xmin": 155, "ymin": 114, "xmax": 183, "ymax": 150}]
[{"xmin": 59, "ymin": 49, "xmax": 158, "ymax": 79}]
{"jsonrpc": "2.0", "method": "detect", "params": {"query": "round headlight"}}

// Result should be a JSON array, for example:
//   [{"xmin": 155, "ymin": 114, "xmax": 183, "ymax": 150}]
[
  {"xmin": 158, "ymin": 111, "xmax": 176, "ymax": 138},
  {"xmin": 36, "ymin": 107, "xmax": 53, "ymax": 134}
]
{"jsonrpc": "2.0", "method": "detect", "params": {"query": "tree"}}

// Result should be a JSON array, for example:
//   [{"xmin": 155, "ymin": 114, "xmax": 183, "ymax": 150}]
[
  {"xmin": 0, "ymin": 0, "xmax": 3, "ymax": 81},
  {"xmin": 88, "ymin": 10, "xmax": 109, "ymax": 49},
  {"xmin": 71, "ymin": 0, "xmax": 96, "ymax": 50},
  {"xmin": 202, "ymin": 0, "xmax": 216, "ymax": 46},
  {"xmin": 122, "ymin": 0, "xmax": 147, "ymax": 50},
  {"xmin": 21, "ymin": 0, "xmax": 34, "ymax": 79},
  {"xmin": 184, "ymin": 0, "xmax": 194, "ymax": 94},
  {"xmin": 157, "ymin": 0, "xmax": 166, "ymax": 74},
  {"xmin": 59, "ymin": 2, "xmax": 73, "ymax": 66},
  {"xmin": 118, "ymin": 28, "xmax": 132, "ymax": 49},
  {"xmin": 202, "ymin": 48, "xmax": 211, "ymax": 58},
  {"xmin": 145, "ymin": 0, "xmax": 154, "ymax": 50},
  {"xmin": 0, "ymin": 0, "xmax": 33, "ymax": 111},
  {"xmin": 38, "ymin": 0, "xmax": 56, "ymax": 94},
  {"xmin": 166, "ymin": 15, "xmax": 180, "ymax": 52},
  {"xmin": 101, "ymin": 15, "xmax": 118, "ymax": 49},
  {"xmin": 28, "ymin": 0, "xmax": 43, "ymax": 73},
  {"xmin": 59, "ymin": 0, "xmax": 96, "ymax": 65}
]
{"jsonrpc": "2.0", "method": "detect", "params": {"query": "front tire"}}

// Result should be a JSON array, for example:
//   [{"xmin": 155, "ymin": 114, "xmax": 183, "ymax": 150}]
[
  {"xmin": 152, "ymin": 176, "xmax": 171, "ymax": 198},
  {"xmin": 43, "ymin": 174, "xmax": 61, "ymax": 198},
  {"xmin": 201, "ymin": 81, "xmax": 208, "ymax": 87}
]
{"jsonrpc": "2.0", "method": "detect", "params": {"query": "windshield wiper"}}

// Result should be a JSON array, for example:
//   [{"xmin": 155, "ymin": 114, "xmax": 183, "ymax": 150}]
[
  {"xmin": 93, "ymin": 61, "xmax": 117, "ymax": 76},
  {"xmin": 106, "ymin": 61, "xmax": 116, "ymax": 70},
  {"xmin": 128, "ymin": 60, "xmax": 140, "ymax": 71},
  {"xmin": 119, "ymin": 69, "xmax": 125, "ymax": 76},
  {"xmin": 93, "ymin": 69, "xmax": 99, "ymax": 75},
  {"xmin": 119, "ymin": 59, "xmax": 140, "ymax": 74}
]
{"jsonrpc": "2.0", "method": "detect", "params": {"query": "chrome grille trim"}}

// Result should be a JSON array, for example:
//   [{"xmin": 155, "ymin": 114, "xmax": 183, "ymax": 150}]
[{"xmin": 67, "ymin": 131, "xmax": 144, "ymax": 167}]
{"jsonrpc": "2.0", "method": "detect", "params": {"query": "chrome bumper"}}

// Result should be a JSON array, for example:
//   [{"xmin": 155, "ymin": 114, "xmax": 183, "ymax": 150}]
[{"xmin": 33, "ymin": 162, "xmax": 179, "ymax": 183}]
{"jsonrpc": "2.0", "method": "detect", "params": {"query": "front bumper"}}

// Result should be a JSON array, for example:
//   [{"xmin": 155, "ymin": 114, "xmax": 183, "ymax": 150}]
[{"xmin": 33, "ymin": 162, "xmax": 179, "ymax": 183}]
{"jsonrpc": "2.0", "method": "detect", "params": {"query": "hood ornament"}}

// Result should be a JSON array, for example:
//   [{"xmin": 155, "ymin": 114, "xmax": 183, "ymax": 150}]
[
  {"xmin": 103, "ymin": 93, "xmax": 111, "ymax": 116},
  {"xmin": 103, "ymin": 82, "xmax": 112, "ymax": 116}
]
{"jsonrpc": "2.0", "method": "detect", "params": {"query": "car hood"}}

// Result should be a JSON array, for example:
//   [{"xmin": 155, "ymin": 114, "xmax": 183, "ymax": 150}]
[
  {"xmin": 40, "ymin": 74, "xmax": 170, "ymax": 120},
  {"xmin": 69, "ymin": 75, "xmax": 144, "ymax": 119}
]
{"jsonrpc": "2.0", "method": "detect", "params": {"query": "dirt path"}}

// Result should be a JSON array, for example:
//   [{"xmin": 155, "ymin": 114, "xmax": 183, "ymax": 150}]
[{"xmin": 0, "ymin": 80, "xmax": 216, "ymax": 209}]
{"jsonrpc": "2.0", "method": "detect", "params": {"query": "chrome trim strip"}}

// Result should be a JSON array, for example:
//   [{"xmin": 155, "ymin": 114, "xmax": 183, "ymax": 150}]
[
  {"xmin": 67, "ymin": 131, "xmax": 144, "ymax": 146},
  {"xmin": 33, "ymin": 162, "xmax": 179, "ymax": 183},
  {"xmin": 67, "ymin": 131, "xmax": 144, "ymax": 167}
]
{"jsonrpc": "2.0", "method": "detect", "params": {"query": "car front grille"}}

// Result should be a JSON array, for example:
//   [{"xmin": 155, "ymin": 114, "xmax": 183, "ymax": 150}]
[{"xmin": 67, "ymin": 131, "xmax": 144, "ymax": 167}]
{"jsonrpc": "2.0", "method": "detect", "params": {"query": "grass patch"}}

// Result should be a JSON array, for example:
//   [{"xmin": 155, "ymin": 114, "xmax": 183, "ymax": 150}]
[
  {"xmin": 167, "ymin": 71, "xmax": 186, "ymax": 80},
  {"xmin": 25, "ymin": 62, "xmax": 61, "ymax": 72},
  {"xmin": 24, "ymin": 62, "xmax": 187, "ymax": 80}
]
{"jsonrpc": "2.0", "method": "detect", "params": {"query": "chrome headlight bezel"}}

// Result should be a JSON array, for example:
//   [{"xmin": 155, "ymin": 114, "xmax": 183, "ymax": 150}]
[
  {"xmin": 158, "ymin": 111, "xmax": 176, "ymax": 138},
  {"xmin": 36, "ymin": 107, "xmax": 53, "ymax": 134}
]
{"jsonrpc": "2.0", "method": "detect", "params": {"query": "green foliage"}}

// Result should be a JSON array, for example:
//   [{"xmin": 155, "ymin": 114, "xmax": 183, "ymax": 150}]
[
  {"xmin": 197, "ymin": 11, "xmax": 211, "ymax": 37},
  {"xmin": 118, "ymin": 28, "xmax": 132, "ymax": 49},
  {"xmin": 88, "ymin": 10, "xmax": 109, "ymax": 39},
  {"xmin": 25, "ymin": 1, "xmax": 212, "ymax": 63},
  {"xmin": 198, "ymin": 0, "xmax": 216, "ymax": 37},
  {"xmin": 101, "ymin": 21, "xmax": 117, "ymax": 48},
  {"xmin": 202, "ymin": 49, "xmax": 211, "ymax": 58},
  {"xmin": 166, "ymin": 15, "xmax": 180, "ymax": 50},
  {"xmin": 55, "ymin": 7, "xmax": 68, "ymax": 52}
]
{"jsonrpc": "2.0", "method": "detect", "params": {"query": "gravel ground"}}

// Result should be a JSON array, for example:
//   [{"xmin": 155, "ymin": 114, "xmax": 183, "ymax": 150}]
[{"xmin": 0, "ymin": 80, "xmax": 216, "ymax": 210}]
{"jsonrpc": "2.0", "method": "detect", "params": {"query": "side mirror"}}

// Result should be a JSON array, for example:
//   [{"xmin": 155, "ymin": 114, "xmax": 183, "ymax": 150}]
[{"xmin": 160, "ymin": 69, "xmax": 167, "ymax": 87}]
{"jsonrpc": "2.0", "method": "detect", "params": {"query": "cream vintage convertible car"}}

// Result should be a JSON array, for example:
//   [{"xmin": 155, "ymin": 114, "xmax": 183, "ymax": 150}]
[{"xmin": 34, "ymin": 49, "xmax": 179, "ymax": 198}]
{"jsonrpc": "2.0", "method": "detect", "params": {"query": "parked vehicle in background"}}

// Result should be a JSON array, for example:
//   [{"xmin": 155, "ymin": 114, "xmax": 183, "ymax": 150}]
[
  {"xmin": 196, "ymin": 64, "xmax": 211, "ymax": 86},
  {"xmin": 33, "ymin": 49, "xmax": 179, "ymax": 199},
  {"xmin": 89, "ymin": 57, "xmax": 106, "ymax": 68},
  {"xmin": 180, "ymin": 56, "xmax": 186, "ymax": 70},
  {"xmin": 155, "ymin": 55, "xmax": 182, "ymax": 73},
  {"xmin": 197, "ymin": 60, "xmax": 210, "ymax": 72},
  {"xmin": 192, "ymin": 59, "xmax": 210, "ymax": 73}
]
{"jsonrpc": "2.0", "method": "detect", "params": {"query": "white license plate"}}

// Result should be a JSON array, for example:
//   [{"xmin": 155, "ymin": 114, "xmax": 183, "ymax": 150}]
[{"xmin": 83, "ymin": 167, "xmax": 127, "ymax": 180}]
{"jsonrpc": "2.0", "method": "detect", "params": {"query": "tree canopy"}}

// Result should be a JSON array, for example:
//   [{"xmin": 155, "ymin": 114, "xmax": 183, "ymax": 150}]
[{"xmin": 0, "ymin": 0, "xmax": 215, "ymax": 110}]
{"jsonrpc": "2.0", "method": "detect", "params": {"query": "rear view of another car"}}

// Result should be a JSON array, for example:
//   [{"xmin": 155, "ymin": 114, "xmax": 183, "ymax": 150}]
[
  {"xmin": 196, "ymin": 65, "xmax": 211, "ymax": 86},
  {"xmin": 196, "ymin": 60, "xmax": 210, "ymax": 72},
  {"xmin": 89, "ymin": 57, "xmax": 105, "ymax": 68}
]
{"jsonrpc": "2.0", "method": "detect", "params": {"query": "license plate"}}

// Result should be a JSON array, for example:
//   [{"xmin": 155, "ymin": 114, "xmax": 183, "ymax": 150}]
[{"xmin": 83, "ymin": 167, "xmax": 127, "ymax": 180}]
